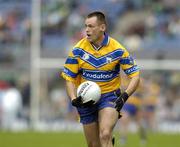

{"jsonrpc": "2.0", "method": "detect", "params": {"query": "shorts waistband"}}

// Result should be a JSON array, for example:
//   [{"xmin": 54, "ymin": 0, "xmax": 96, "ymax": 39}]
[{"xmin": 101, "ymin": 89, "xmax": 121, "ymax": 97}]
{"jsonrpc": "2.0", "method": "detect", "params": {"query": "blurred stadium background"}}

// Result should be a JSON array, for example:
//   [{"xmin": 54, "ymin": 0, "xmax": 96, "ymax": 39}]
[{"xmin": 0, "ymin": 0, "xmax": 180, "ymax": 146}]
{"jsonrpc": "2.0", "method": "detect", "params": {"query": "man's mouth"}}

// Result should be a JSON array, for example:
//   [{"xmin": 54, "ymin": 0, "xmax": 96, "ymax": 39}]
[{"xmin": 87, "ymin": 34, "xmax": 91, "ymax": 38}]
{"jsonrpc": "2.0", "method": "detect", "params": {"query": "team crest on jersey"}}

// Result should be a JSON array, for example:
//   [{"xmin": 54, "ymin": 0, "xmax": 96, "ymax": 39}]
[
  {"xmin": 83, "ymin": 53, "xmax": 89, "ymax": 60},
  {"xmin": 106, "ymin": 57, "xmax": 112, "ymax": 63}
]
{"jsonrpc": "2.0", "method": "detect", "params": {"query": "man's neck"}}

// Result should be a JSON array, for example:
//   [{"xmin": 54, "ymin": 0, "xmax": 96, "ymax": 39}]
[{"xmin": 92, "ymin": 34, "xmax": 105, "ymax": 48}]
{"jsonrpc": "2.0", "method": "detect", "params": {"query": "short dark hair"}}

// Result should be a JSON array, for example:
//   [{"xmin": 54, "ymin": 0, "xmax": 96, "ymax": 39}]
[{"xmin": 87, "ymin": 11, "xmax": 107, "ymax": 25}]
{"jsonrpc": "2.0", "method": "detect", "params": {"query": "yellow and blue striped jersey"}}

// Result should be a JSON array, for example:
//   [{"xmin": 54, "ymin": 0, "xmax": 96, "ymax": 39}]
[{"xmin": 61, "ymin": 33, "xmax": 140, "ymax": 94}]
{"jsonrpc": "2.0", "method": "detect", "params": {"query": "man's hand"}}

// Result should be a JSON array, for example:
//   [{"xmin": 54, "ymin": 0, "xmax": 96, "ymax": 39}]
[
  {"xmin": 114, "ymin": 92, "xmax": 129, "ymax": 112},
  {"xmin": 71, "ymin": 96, "xmax": 83, "ymax": 107},
  {"xmin": 71, "ymin": 96, "xmax": 95, "ymax": 108}
]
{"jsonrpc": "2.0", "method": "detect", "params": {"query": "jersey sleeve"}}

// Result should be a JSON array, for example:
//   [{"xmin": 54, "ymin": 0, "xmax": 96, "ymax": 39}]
[
  {"xmin": 61, "ymin": 48, "xmax": 79, "ymax": 82},
  {"xmin": 120, "ymin": 48, "xmax": 140, "ymax": 78}
]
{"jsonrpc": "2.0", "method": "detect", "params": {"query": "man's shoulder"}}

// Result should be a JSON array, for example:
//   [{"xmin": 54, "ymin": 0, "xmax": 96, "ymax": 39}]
[
  {"xmin": 74, "ymin": 38, "xmax": 89, "ymax": 48},
  {"xmin": 109, "ymin": 37, "xmax": 126, "ymax": 50}
]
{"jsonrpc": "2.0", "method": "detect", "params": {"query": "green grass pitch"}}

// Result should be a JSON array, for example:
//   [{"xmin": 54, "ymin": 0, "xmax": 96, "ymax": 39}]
[{"xmin": 0, "ymin": 131, "xmax": 179, "ymax": 147}]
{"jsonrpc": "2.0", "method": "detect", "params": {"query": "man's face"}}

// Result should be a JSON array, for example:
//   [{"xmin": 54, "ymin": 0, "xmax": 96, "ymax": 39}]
[{"xmin": 85, "ymin": 16, "xmax": 106, "ymax": 44}]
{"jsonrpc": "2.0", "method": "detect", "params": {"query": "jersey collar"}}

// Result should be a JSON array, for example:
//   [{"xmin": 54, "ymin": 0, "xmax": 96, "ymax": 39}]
[
  {"xmin": 101, "ymin": 33, "xmax": 109, "ymax": 46},
  {"xmin": 91, "ymin": 33, "xmax": 109, "ymax": 50}
]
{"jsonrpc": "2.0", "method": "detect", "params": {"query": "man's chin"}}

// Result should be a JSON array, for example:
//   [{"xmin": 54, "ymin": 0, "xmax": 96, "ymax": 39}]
[{"xmin": 87, "ymin": 37, "xmax": 92, "ymax": 42}]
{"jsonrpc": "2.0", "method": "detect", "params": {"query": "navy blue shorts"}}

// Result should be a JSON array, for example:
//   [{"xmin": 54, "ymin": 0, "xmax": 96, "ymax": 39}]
[
  {"xmin": 122, "ymin": 103, "xmax": 138, "ymax": 116},
  {"xmin": 76, "ymin": 89, "xmax": 120, "ymax": 124}
]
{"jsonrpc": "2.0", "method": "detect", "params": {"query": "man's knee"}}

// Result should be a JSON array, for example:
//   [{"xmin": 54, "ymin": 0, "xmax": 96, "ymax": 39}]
[{"xmin": 99, "ymin": 129, "xmax": 111, "ymax": 141}]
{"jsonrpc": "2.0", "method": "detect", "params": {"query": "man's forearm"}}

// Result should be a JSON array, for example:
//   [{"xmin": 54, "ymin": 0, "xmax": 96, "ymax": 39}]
[
  {"xmin": 65, "ymin": 81, "xmax": 77, "ymax": 100},
  {"xmin": 125, "ymin": 75, "xmax": 140, "ymax": 96}
]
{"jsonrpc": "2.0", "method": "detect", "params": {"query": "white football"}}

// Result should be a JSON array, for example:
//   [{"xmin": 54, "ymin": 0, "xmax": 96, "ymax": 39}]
[{"xmin": 77, "ymin": 81, "xmax": 101, "ymax": 104}]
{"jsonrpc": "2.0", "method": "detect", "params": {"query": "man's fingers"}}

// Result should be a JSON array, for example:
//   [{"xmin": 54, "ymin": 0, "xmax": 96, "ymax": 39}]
[{"xmin": 83, "ymin": 100, "xmax": 95, "ymax": 107}]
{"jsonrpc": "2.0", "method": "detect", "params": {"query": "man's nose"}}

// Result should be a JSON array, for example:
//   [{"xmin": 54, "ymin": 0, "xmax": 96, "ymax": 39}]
[{"xmin": 85, "ymin": 27, "xmax": 90, "ymax": 32}]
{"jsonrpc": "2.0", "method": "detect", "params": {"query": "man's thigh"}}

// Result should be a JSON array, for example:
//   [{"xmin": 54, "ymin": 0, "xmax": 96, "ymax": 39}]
[{"xmin": 98, "ymin": 107, "xmax": 119, "ymax": 131}]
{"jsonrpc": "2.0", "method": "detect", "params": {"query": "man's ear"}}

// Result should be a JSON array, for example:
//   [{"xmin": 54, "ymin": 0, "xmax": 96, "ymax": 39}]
[{"xmin": 100, "ymin": 24, "xmax": 106, "ymax": 32}]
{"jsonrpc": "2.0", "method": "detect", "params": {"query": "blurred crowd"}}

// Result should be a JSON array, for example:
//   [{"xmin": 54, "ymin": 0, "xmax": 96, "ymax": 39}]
[
  {"xmin": 0, "ymin": 0, "xmax": 179, "ymax": 61},
  {"xmin": 0, "ymin": 0, "xmax": 180, "ymax": 131}
]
